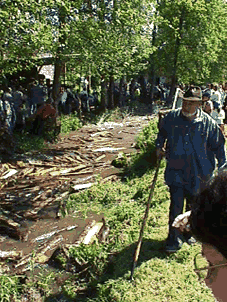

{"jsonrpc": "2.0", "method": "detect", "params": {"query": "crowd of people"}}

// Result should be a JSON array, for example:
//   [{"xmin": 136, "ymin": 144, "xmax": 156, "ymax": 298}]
[
  {"xmin": 202, "ymin": 83, "xmax": 227, "ymax": 133},
  {"xmin": 0, "ymin": 76, "xmax": 99, "ymax": 136},
  {"xmin": 0, "ymin": 75, "xmax": 171, "ymax": 138},
  {"xmin": 0, "ymin": 75, "xmax": 226, "ymax": 140}
]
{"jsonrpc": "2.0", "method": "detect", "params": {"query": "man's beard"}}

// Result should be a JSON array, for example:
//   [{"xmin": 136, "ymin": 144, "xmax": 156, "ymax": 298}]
[{"xmin": 182, "ymin": 108, "xmax": 197, "ymax": 117}]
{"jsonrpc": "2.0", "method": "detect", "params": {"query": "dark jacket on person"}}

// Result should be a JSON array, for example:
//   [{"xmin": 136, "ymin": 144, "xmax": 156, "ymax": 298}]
[{"xmin": 156, "ymin": 108, "xmax": 226, "ymax": 195}]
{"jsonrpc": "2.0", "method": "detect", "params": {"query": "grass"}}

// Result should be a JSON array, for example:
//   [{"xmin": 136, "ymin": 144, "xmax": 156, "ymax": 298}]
[
  {"xmin": 59, "ymin": 161, "xmax": 215, "ymax": 301},
  {"xmin": 59, "ymin": 112, "xmax": 82, "ymax": 134},
  {"xmin": 0, "ymin": 109, "xmax": 217, "ymax": 301}
]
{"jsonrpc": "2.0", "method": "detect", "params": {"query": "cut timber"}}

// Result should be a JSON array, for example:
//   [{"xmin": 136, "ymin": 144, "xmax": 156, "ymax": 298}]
[
  {"xmin": 95, "ymin": 155, "xmax": 106, "ymax": 162},
  {"xmin": 0, "ymin": 250, "xmax": 23, "ymax": 260},
  {"xmin": 72, "ymin": 183, "xmax": 95, "ymax": 191},
  {"xmin": 82, "ymin": 221, "xmax": 103, "ymax": 244},
  {"xmin": 0, "ymin": 212, "xmax": 106, "ymax": 275},
  {"xmin": 49, "ymin": 164, "xmax": 87, "ymax": 176},
  {"xmin": 93, "ymin": 147, "xmax": 126, "ymax": 152},
  {"xmin": 2, "ymin": 169, "xmax": 18, "ymax": 179}
]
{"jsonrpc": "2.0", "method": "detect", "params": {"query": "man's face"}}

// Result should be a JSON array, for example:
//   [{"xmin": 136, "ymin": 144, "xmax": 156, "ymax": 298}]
[{"xmin": 182, "ymin": 100, "xmax": 201, "ymax": 115}]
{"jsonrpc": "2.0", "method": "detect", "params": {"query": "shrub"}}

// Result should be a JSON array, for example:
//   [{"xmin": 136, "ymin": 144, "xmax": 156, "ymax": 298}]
[
  {"xmin": 126, "ymin": 117, "xmax": 159, "ymax": 176},
  {"xmin": 60, "ymin": 112, "xmax": 82, "ymax": 134},
  {"xmin": 135, "ymin": 116, "xmax": 159, "ymax": 152}
]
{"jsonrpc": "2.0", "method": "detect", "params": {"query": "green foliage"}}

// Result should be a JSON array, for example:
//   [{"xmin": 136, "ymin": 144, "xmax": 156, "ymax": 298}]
[
  {"xmin": 111, "ymin": 152, "xmax": 128, "ymax": 168},
  {"xmin": 93, "ymin": 245, "xmax": 215, "ymax": 302},
  {"xmin": 24, "ymin": 268, "xmax": 55, "ymax": 297},
  {"xmin": 69, "ymin": 243, "xmax": 109, "ymax": 278},
  {"xmin": 125, "ymin": 116, "xmax": 159, "ymax": 176},
  {"xmin": 0, "ymin": 274, "xmax": 22, "ymax": 302},
  {"xmin": 153, "ymin": 0, "xmax": 227, "ymax": 83},
  {"xmin": 135, "ymin": 116, "xmax": 159, "ymax": 152},
  {"xmin": 59, "ymin": 112, "xmax": 82, "ymax": 134},
  {"xmin": 14, "ymin": 132, "xmax": 46, "ymax": 153}
]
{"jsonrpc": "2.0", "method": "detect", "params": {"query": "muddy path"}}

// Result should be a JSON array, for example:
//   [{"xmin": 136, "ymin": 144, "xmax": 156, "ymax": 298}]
[{"xmin": 0, "ymin": 104, "xmax": 156, "ymax": 275}]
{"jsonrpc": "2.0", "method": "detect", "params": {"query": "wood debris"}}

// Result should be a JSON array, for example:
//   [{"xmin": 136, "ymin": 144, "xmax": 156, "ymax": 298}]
[{"xmin": 0, "ymin": 116, "xmax": 149, "ymax": 274}]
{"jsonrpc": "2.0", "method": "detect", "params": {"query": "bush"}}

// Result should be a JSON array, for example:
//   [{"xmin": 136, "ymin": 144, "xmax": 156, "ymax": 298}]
[
  {"xmin": 135, "ymin": 116, "xmax": 159, "ymax": 152},
  {"xmin": 126, "ymin": 117, "xmax": 159, "ymax": 176},
  {"xmin": 60, "ymin": 112, "xmax": 82, "ymax": 134}
]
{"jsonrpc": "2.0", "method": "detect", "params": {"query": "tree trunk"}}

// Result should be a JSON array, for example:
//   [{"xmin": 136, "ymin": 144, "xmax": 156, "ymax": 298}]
[
  {"xmin": 52, "ymin": 5, "xmax": 67, "ymax": 116},
  {"xmin": 108, "ymin": 75, "xmax": 114, "ymax": 109},
  {"xmin": 119, "ymin": 77, "xmax": 124, "ymax": 107},
  {"xmin": 168, "ymin": 8, "xmax": 185, "ymax": 104},
  {"xmin": 100, "ymin": 77, "xmax": 107, "ymax": 110},
  {"xmin": 138, "ymin": 75, "xmax": 147, "ymax": 102},
  {"xmin": 149, "ymin": 18, "xmax": 157, "ymax": 102},
  {"xmin": 52, "ymin": 59, "xmax": 62, "ymax": 116}
]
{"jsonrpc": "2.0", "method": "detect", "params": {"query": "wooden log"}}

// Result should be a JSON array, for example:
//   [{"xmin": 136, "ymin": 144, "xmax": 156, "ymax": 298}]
[{"xmin": 0, "ymin": 250, "xmax": 23, "ymax": 260}]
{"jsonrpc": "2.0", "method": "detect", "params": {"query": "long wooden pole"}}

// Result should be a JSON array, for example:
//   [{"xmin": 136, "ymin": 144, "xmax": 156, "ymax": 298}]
[{"xmin": 130, "ymin": 157, "xmax": 162, "ymax": 281}]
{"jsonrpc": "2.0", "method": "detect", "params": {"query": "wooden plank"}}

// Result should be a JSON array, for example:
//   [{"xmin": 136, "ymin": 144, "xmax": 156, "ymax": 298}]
[{"xmin": 95, "ymin": 155, "xmax": 106, "ymax": 162}]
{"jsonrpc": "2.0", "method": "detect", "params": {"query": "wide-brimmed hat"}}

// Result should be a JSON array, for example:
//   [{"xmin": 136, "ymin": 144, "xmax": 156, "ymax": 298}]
[{"xmin": 183, "ymin": 86, "xmax": 202, "ymax": 102}]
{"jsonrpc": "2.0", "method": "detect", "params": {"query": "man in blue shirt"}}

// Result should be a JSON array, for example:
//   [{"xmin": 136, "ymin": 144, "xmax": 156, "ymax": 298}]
[{"xmin": 156, "ymin": 86, "xmax": 227, "ymax": 253}]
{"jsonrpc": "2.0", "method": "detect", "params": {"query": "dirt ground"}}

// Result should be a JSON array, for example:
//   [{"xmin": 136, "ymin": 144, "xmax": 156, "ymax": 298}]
[{"xmin": 0, "ymin": 103, "xmax": 155, "ymax": 274}]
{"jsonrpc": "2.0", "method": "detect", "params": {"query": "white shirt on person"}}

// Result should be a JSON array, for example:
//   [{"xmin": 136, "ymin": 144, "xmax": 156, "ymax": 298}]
[{"xmin": 211, "ymin": 108, "xmax": 225, "ymax": 125}]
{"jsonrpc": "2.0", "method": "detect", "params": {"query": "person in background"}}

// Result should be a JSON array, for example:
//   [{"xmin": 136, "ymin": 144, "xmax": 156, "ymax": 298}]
[
  {"xmin": 211, "ymin": 100, "xmax": 225, "ymax": 135},
  {"xmin": 203, "ymin": 83, "xmax": 211, "ymax": 95},
  {"xmin": 29, "ymin": 77, "xmax": 47, "ymax": 115},
  {"xmin": 46, "ymin": 78, "xmax": 52, "ymax": 100},
  {"xmin": 13, "ymin": 84, "xmax": 25, "ymax": 131},
  {"xmin": 172, "ymin": 169, "xmax": 227, "ymax": 302},
  {"xmin": 223, "ymin": 92, "xmax": 227, "ymax": 125},
  {"xmin": 210, "ymin": 83, "xmax": 215, "ymax": 96},
  {"xmin": 2, "ymin": 87, "xmax": 15, "ymax": 133},
  {"xmin": 156, "ymin": 86, "xmax": 226, "ymax": 253},
  {"xmin": 80, "ymin": 86, "xmax": 89, "ymax": 112},
  {"xmin": 57, "ymin": 86, "xmax": 68, "ymax": 115},
  {"xmin": 211, "ymin": 84, "xmax": 222, "ymax": 106},
  {"xmin": 202, "ymin": 92, "xmax": 213, "ymax": 115}
]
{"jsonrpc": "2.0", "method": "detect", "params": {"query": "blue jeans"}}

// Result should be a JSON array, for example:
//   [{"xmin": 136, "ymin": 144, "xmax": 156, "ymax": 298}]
[{"xmin": 168, "ymin": 185, "xmax": 194, "ymax": 238}]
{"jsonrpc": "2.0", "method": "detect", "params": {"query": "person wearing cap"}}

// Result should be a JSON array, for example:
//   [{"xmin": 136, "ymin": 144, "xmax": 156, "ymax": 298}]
[
  {"xmin": 156, "ymin": 86, "xmax": 227, "ymax": 253},
  {"xmin": 202, "ymin": 92, "xmax": 213, "ymax": 115}
]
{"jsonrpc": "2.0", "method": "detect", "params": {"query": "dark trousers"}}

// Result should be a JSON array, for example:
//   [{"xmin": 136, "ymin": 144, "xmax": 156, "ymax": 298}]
[{"xmin": 168, "ymin": 185, "xmax": 194, "ymax": 239}]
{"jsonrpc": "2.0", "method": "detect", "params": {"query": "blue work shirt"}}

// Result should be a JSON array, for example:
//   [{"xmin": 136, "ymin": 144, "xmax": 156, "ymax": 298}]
[{"xmin": 156, "ymin": 108, "xmax": 226, "ymax": 195}]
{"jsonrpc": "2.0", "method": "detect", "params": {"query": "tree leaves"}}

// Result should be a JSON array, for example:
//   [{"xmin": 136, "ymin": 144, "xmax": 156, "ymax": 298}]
[{"xmin": 1, "ymin": 0, "xmax": 227, "ymax": 84}]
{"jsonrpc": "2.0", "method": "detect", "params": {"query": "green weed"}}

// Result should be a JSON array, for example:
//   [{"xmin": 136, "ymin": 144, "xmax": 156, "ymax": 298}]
[
  {"xmin": 14, "ymin": 132, "xmax": 46, "ymax": 152},
  {"xmin": 0, "ymin": 275, "xmax": 22, "ymax": 302},
  {"xmin": 126, "ymin": 117, "xmax": 159, "ymax": 177},
  {"xmin": 60, "ymin": 112, "xmax": 82, "ymax": 134},
  {"xmin": 135, "ymin": 116, "xmax": 159, "ymax": 152}
]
